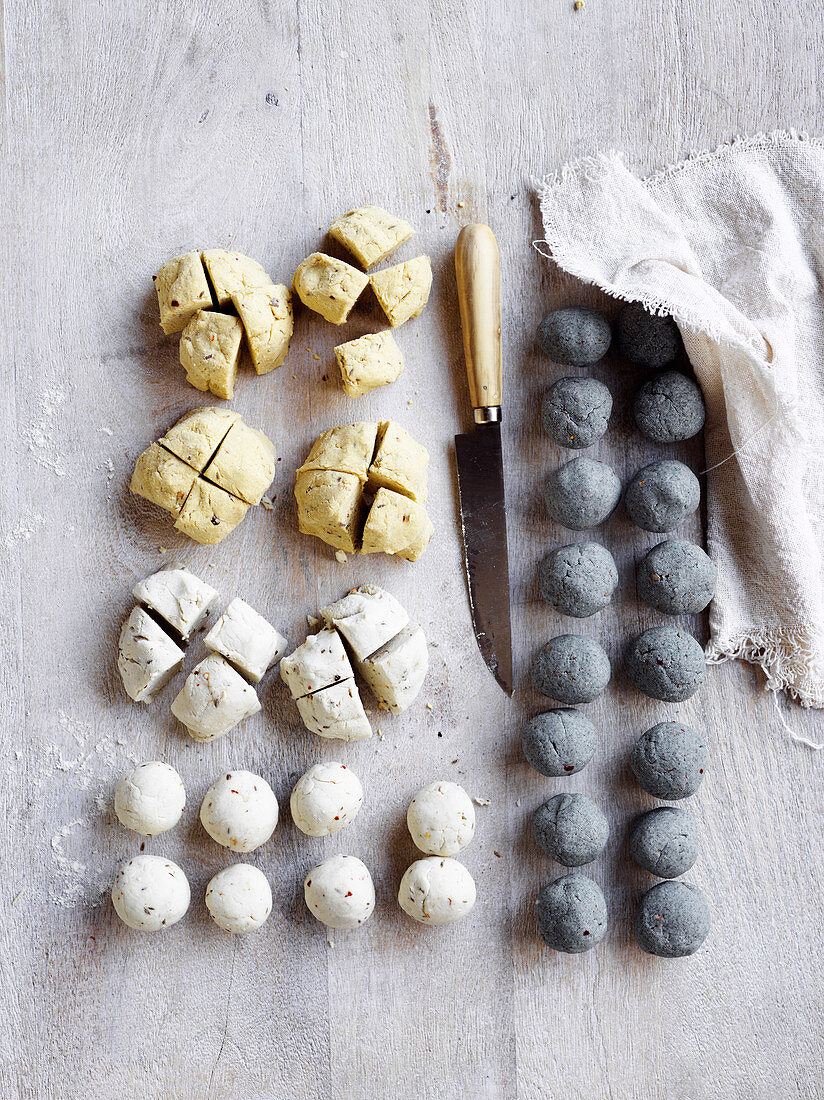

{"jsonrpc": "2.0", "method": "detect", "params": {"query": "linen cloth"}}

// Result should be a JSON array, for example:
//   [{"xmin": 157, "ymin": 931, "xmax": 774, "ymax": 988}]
[{"xmin": 536, "ymin": 133, "xmax": 824, "ymax": 708}]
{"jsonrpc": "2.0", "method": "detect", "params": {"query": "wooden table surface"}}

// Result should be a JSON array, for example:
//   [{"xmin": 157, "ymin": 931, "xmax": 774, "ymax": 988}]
[{"xmin": 3, "ymin": 2, "xmax": 823, "ymax": 1097}]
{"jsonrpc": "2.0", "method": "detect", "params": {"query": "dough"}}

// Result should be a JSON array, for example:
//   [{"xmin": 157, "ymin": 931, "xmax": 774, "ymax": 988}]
[
  {"xmin": 535, "ymin": 873, "xmax": 607, "ymax": 953},
  {"xmin": 160, "ymin": 406, "xmax": 240, "ymax": 472},
  {"xmin": 173, "ymin": 477, "xmax": 249, "ymax": 545},
  {"xmin": 616, "ymin": 302, "xmax": 683, "ymax": 369},
  {"xmin": 361, "ymin": 488, "xmax": 433, "ymax": 561},
  {"xmin": 202, "ymin": 420, "xmax": 277, "ymax": 505},
  {"xmin": 112, "ymin": 854, "xmax": 190, "ymax": 931},
  {"xmin": 328, "ymin": 206, "xmax": 415, "ymax": 269},
  {"xmin": 132, "ymin": 566, "xmax": 219, "ymax": 640},
  {"xmin": 369, "ymin": 256, "xmax": 432, "ymax": 327},
  {"xmin": 541, "ymin": 377, "xmax": 612, "ymax": 449},
  {"xmin": 298, "ymin": 422, "xmax": 378, "ymax": 483},
  {"xmin": 530, "ymin": 634, "xmax": 611, "ymax": 704},
  {"xmin": 294, "ymin": 469, "xmax": 365, "ymax": 553},
  {"xmin": 625, "ymin": 626, "xmax": 706, "ymax": 702},
  {"xmin": 290, "ymin": 761, "xmax": 363, "ymax": 837},
  {"xmin": 304, "ymin": 854, "xmax": 375, "ymax": 929},
  {"xmin": 295, "ymin": 679, "xmax": 372, "ymax": 741},
  {"xmin": 624, "ymin": 459, "xmax": 701, "ymax": 533},
  {"xmin": 171, "ymin": 654, "xmax": 261, "ymax": 742},
  {"xmin": 630, "ymin": 721, "xmax": 708, "ymax": 799},
  {"xmin": 531, "ymin": 793, "xmax": 609, "ymax": 867},
  {"xmin": 129, "ymin": 443, "xmax": 199, "ymax": 518},
  {"xmin": 634, "ymin": 881, "xmax": 710, "ymax": 957},
  {"xmin": 536, "ymin": 306, "xmax": 612, "ymax": 367},
  {"xmin": 292, "ymin": 252, "xmax": 369, "ymax": 324},
  {"xmin": 204, "ymin": 597, "xmax": 287, "ymax": 682},
  {"xmin": 319, "ymin": 584, "xmax": 409, "ymax": 661},
  {"xmin": 117, "ymin": 606, "xmax": 184, "ymax": 703},
  {"xmin": 543, "ymin": 457, "xmax": 622, "ymax": 530},
  {"xmin": 201, "ymin": 248, "xmax": 274, "ymax": 306},
  {"xmin": 629, "ymin": 807, "xmax": 699, "ymax": 878},
  {"xmin": 114, "ymin": 761, "xmax": 186, "ymax": 836},
  {"xmin": 368, "ymin": 420, "xmax": 429, "ymax": 503},
  {"xmin": 356, "ymin": 622, "xmax": 429, "ymax": 713},
  {"xmin": 407, "ymin": 781, "xmax": 475, "ymax": 856},
  {"xmin": 633, "ymin": 370, "xmax": 706, "ymax": 442},
  {"xmin": 334, "ymin": 331, "xmax": 404, "ymax": 398},
  {"xmin": 521, "ymin": 708, "xmax": 597, "ymax": 778},
  {"xmin": 233, "ymin": 284, "xmax": 294, "ymax": 375},
  {"xmin": 538, "ymin": 542, "xmax": 618, "ymax": 618},
  {"xmin": 280, "ymin": 628, "xmax": 354, "ymax": 699},
  {"xmin": 397, "ymin": 857, "xmax": 476, "ymax": 925},
  {"xmin": 154, "ymin": 252, "xmax": 212, "ymax": 334},
  {"xmin": 205, "ymin": 864, "xmax": 273, "ymax": 933},
  {"xmin": 636, "ymin": 538, "xmax": 717, "ymax": 616},
  {"xmin": 200, "ymin": 770, "xmax": 279, "ymax": 852},
  {"xmin": 179, "ymin": 310, "xmax": 243, "ymax": 399}
]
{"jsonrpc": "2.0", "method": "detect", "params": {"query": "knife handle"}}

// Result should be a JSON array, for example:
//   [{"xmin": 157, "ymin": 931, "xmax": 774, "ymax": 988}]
[{"xmin": 455, "ymin": 224, "xmax": 503, "ymax": 423}]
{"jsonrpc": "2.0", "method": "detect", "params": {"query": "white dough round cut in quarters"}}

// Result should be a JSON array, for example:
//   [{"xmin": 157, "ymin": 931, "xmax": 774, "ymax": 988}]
[
  {"xmin": 397, "ymin": 857, "xmax": 476, "ymax": 926},
  {"xmin": 406, "ymin": 781, "xmax": 475, "ymax": 856},
  {"xmin": 200, "ymin": 771, "xmax": 279, "ymax": 852},
  {"xmin": 290, "ymin": 762, "xmax": 363, "ymax": 837},
  {"xmin": 205, "ymin": 864, "xmax": 273, "ymax": 934},
  {"xmin": 111, "ymin": 854, "xmax": 190, "ymax": 931},
  {"xmin": 114, "ymin": 761, "xmax": 186, "ymax": 836},
  {"xmin": 304, "ymin": 854, "xmax": 375, "ymax": 929}
]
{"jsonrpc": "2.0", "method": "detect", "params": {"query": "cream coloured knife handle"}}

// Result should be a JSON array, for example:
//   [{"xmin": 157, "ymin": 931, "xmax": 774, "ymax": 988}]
[{"xmin": 455, "ymin": 223, "xmax": 503, "ymax": 423}]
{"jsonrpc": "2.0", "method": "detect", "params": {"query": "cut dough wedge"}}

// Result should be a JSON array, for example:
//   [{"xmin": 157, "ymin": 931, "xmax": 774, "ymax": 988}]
[
  {"xmin": 117, "ymin": 606, "xmax": 185, "ymax": 703},
  {"xmin": 361, "ymin": 488, "xmax": 434, "ymax": 562},
  {"xmin": 319, "ymin": 584, "xmax": 409, "ymax": 661},
  {"xmin": 173, "ymin": 478, "xmax": 249, "ymax": 545},
  {"xmin": 201, "ymin": 249, "xmax": 275, "ymax": 306},
  {"xmin": 329, "ymin": 206, "xmax": 414, "ymax": 269},
  {"xmin": 179, "ymin": 311, "xmax": 242, "ymax": 400},
  {"xmin": 296, "ymin": 680, "xmax": 372, "ymax": 741},
  {"xmin": 334, "ymin": 331, "xmax": 404, "ymax": 398},
  {"xmin": 293, "ymin": 252, "xmax": 369, "ymax": 324},
  {"xmin": 280, "ymin": 628, "xmax": 354, "ymax": 699},
  {"xmin": 154, "ymin": 251, "xmax": 213, "ymax": 334},
  {"xmin": 204, "ymin": 598, "xmax": 287, "ymax": 683},
  {"xmin": 368, "ymin": 420, "xmax": 429, "ymax": 503},
  {"xmin": 233, "ymin": 284, "xmax": 293, "ymax": 375},
  {"xmin": 297, "ymin": 422, "xmax": 378, "ymax": 483},
  {"xmin": 132, "ymin": 566, "xmax": 220, "ymax": 640},
  {"xmin": 171, "ymin": 654, "xmax": 261, "ymax": 742},
  {"xmin": 294, "ymin": 469, "xmax": 365, "ymax": 553},
  {"xmin": 130, "ymin": 443, "xmax": 199, "ymax": 518},
  {"xmin": 369, "ymin": 256, "xmax": 432, "ymax": 327},
  {"xmin": 356, "ymin": 622, "xmax": 428, "ymax": 713}
]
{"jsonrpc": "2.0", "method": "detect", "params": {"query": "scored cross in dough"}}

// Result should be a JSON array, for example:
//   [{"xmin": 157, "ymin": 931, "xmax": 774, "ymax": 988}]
[
  {"xmin": 361, "ymin": 487, "xmax": 434, "ymax": 562},
  {"xmin": 179, "ymin": 310, "xmax": 243, "ymax": 400},
  {"xmin": 171, "ymin": 654, "xmax": 261, "ymax": 742},
  {"xmin": 173, "ymin": 478, "xmax": 249, "ymax": 545},
  {"xmin": 233, "ymin": 284, "xmax": 293, "ymax": 375},
  {"xmin": 334, "ymin": 331, "xmax": 404, "ymax": 398},
  {"xmin": 368, "ymin": 420, "xmax": 429, "ymax": 503},
  {"xmin": 295, "ymin": 679, "xmax": 373, "ymax": 741},
  {"xmin": 130, "ymin": 443, "xmax": 199, "ymax": 518},
  {"xmin": 328, "ymin": 206, "xmax": 415, "ymax": 269},
  {"xmin": 294, "ymin": 469, "xmax": 365, "ymax": 553},
  {"xmin": 201, "ymin": 248, "xmax": 275, "ymax": 306},
  {"xmin": 159, "ymin": 406, "xmax": 240, "ymax": 472},
  {"xmin": 154, "ymin": 251, "xmax": 213, "ymax": 334},
  {"xmin": 369, "ymin": 255, "xmax": 433, "ymax": 328},
  {"xmin": 202, "ymin": 420, "xmax": 277, "ymax": 505},
  {"xmin": 292, "ymin": 252, "xmax": 369, "ymax": 324}
]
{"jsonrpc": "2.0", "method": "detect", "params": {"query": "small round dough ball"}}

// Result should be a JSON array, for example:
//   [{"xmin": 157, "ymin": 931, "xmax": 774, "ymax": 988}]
[
  {"xmin": 290, "ymin": 762, "xmax": 363, "ymax": 837},
  {"xmin": 304, "ymin": 854, "xmax": 375, "ymax": 929},
  {"xmin": 625, "ymin": 626, "xmax": 706, "ymax": 703},
  {"xmin": 111, "ymin": 854, "xmax": 190, "ymax": 931},
  {"xmin": 532, "ymin": 793, "xmax": 609, "ymax": 867},
  {"xmin": 633, "ymin": 370, "xmax": 706, "ymax": 443},
  {"xmin": 536, "ymin": 306, "xmax": 611, "ymax": 366},
  {"xmin": 629, "ymin": 807, "xmax": 700, "ymax": 878},
  {"xmin": 522, "ymin": 708, "xmax": 597, "ymax": 777},
  {"xmin": 539, "ymin": 541, "xmax": 618, "ymax": 618},
  {"xmin": 637, "ymin": 539, "xmax": 717, "ymax": 616},
  {"xmin": 541, "ymin": 377, "xmax": 612, "ymax": 450},
  {"xmin": 634, "ymin": 880, "xmax": 711, "ymax": 957},
  {"xmin": 114, "ymin": 761, "xmax": 186, "ymax": 837},
  {"xmin": 397, "ymin": 857, "xmax": 476, "ymax": 926},
  {"xmin": 543, "ymin": 457, "xmax": 622, "ymax": 531},
  {"xmin": 631, "ymin": 721, "xmax": 708, "ymax": 800},
  {"xmin": 615, "ymin": 302, "xmax": 684, "ymax": 369},
  {"xmin": 624, "ymin": 460, "xmax": 700, "ymax": 533},
  {"xmin": 205, "ymin": 864, "xmax": 273, "ymax": 933},
  {"xmin": 536, "ymin": 872, "xmax": 607, "ymax": 953},
  {"xmin": 200, "ymin": 771, "xmax": 278, "ymax": 852},
  {"xmin": 531, "ymin": 634, "xmax": 611, "ymax": 704},
  {"xmin": 407, "ymin": 781, "xmax": 475, "ymax": 856}
]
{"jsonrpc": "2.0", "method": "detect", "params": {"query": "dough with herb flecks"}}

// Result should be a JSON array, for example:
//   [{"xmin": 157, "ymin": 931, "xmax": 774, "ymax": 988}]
[
  {"xmin": 202, "ymin": 420, "xmax": 276, "ymax": 505},
  {"xmin": 233, "ymin": 284, "xmax": 293, "ymax": 375},
  {"xmin": 280, "ymin": 628, "xmax": 354, "ymax": 699},
  {"xmin": 334, "ymin": 331, "xmax": 404, "ymax": 398},
  {"xmin": 304, "ymin": 854, "xmax": 375, "ymax": 929},
  {"xmin": 179, "ymin": 310, "xmax": 243, "ymax": 399},
  {"xmin": 370, "ymin": 256, "xmax": 432, "ymax": 327},
  {"xmin": 356, "ymin": 622, "xmax": 428, "ymax": 713},
  {"xmin": 205, "ymin": 864, "xmax": 273, "ymax": 933},
  {"xmin": 319, "ymin": 584, "xmax": 408, "ymax": 660},
  {"xmin": 154, "ymin": 252, "xmax": 212, "ymax": 334},
  {"xmin": 112, "ymin": 854, "xmax": 190, "ymax": 931},
  {"xmin": 114, "ymin": 762, "xmax": 186, "ymax": 836},
  {"xmin": 294, "ymin": 469, "xmax": 365, "ymax": 553},
  {"xmin": 368, "ymin": 420, "xmax": 429, "ymax": 503},
  {"xmin": 329, "ymin": 206, "xmax": 415, "ymax": 269},
  {"xmin": 204, "ymin": 598, "xmax": 287, "ymax": 682},
  {"xmin": 297, "ymin": 422, "xmax": 378, "ymax": 483},
  {"xmin": 171, "ymin": 654, "xmax": 261, "ymax": 741},
  {"xmin": 173, "ymin": 478, "xmax": 249, "ymax": 545},
  {"xmin": 201, "ymin": 248, "xmax": 274, "ymax": 306},
  {"xmin": 293, "ymin": 252, "xmax": 369, "ymax": 324},
  {"xmin": 295, "ymin": 679, "xmax": 372, "ymax": 741},
  {"xmin": 159, "ymin": 406, "xmax": 240, "ymax": 472},
  {"xmin": 132, "ymin": 566, "xmax": 219, "ymax": 640},
  {"xmin": 200, "ymin": 770, "xmax": 278, "ymax": 851},
  {"xmin": 407, "ymin": 782, "xmax": 475, "ymax": 856},
  {"xmin": 397, "ymin": 857, "xmax": 476, "ymax": 925},
  {"xmin": 117, "ymin": 606, "xmax": 184, "ymax": 703},
  {"xmin": 129, "ymin": 443, "xmax": 199, "ymax": 517},
  {"xmin": 290, "ymin": 761, "xmax": 363, "ymax": 837},
  {"xmin": 361, "ymin": 487, "xmax": 433, "ymax": 561}
]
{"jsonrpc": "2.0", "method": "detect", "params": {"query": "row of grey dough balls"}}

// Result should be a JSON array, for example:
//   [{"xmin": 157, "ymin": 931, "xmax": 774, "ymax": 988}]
[{"xmin": 536, "ymin": 303, "xmax": 685, "ymax": 372}]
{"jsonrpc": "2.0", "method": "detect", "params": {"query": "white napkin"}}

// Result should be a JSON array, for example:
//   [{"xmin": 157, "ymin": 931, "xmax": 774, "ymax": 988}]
[{"xmin": 536, "ymin": 133, "xmax": 824, "ymax": 710}]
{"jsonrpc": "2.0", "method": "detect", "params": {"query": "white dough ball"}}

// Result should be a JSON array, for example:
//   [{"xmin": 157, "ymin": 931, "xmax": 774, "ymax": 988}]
[
  {"xmin": 290, "ymin": 762, "xmax": 363, "ymax": 837},
  {"xmin": 205, "ymin": 864, "xmax": 273, "ymax": 934},
  {"xmin": 200, "ymin": 771, "xmax": 279, "ymax": 852},
  {"xmin": 111, "ymin": 854, "xmax": 190, "ymax": 931},
  {"xmin": 397, "ymin": 857, "xmax": 476, "ymax": 926},
  {"xmin": 407, "ymin": 781, "xmax": 475, "ymax": 855},
  {"xmin": 304, "ymin": 854, "xmax": 375, "ymax": 929},
  {"xmin": 114, "ymin": 761, "xmax": 186, "ymax": 836}
]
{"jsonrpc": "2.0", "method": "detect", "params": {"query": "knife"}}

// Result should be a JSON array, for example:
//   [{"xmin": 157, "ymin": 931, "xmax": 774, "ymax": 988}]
[{"xmin": 454, "ymin": 224, "xmax": 513, "ymax": 696}]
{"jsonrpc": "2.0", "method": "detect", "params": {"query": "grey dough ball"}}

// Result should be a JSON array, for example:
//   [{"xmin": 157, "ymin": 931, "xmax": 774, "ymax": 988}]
[
  {"xmin": 536, "ymin": 306, "xmax": 612, "ymax": 366},
  {"xmin": 630, "ymin": 722, "xmax": 708, "ymax": 799},
  {"xmin": 543, "ymin": 457, "xmax": 622, "ymax": 530},
  {"xmin": 532, "ymin": 793, "xmax": 609, "ymax": 867},
  {"xmin": 625, "ymin": 626, "xmax": 706, "ymax": 702},
  {"xmin": 536, "ymin": 873, "xmax": 608, "ymax": 953},
  {"xmin": 634, "ymin": 371, "xmax": 706, "ymax": 442},
  {"xmin": 522, "ymin": 709, "xmax": 597, "ymax": 777},
  {"xmin": 624, "ymin": 460, "xmax": 701, "ymax": 533},
  {"xmin": 629, "ymin": 807, "xmax": 700, "ymax": 878},
  {"xmin": 615, "ymin": 302, "xmax": 683, "ymax": 369},
  {"xmin": 531, "ymin": 634, "xmax": 611, "ymax": 704},
  {"xmin": 634, "ymin": 880, "xmax": 711, "ymax": 957},
  {"xmin": 541, "ymin": 377, "xmax": 613, "ymax": 449},
  {"xmin": 637, "ymin": 539, "xmax": 717, "ymax": 615},
  {"xmin": 539, "ymin": 542, "xmax": 618, "ymax": 618}
]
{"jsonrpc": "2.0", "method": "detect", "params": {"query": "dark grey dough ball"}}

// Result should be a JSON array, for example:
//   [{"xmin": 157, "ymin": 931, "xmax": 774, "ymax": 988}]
[
  {"xmin": 539, "ymin": 542, "xmax": 618, "ymax": 618},
  {"xmin": 536, "ymin": 307, "xmax": 612, "ymax": 367},
  {"xmin": 630, "ymin": 722, "xmax": 708, "ymax": 799},
  {"xmin": 532, "ymin": 793, "xmax": 610, "ymax": 867},
  {"xmin": 615, "ymin": 302, "xmax": 684, "ymax": 369},
  {"xmin": 634, "ymin": 880, "xmax": 711, "ymax": 957},
  {"xmin": 531, "ymin": 634, "xmax": 611, "ymax": 704},
  {"xmin": 625, "ymin": 627, "xmax": 706, "ymax": 703},
  {"xmin": 522, "ymin": 709, "xmax": 597, "ymax": 777},
  {"xmin": 633, "ymin": 371, "xmax": 706, "ymax": 442},
  {"xmin": 624, "ymin": 460, "xmax": 701, "ymax": 533},
  {"xmin": 637, "ymin": 539, "xmax": 717, "ymax": 615},
  {"xmin": 536, "ymin": 873, "xmax": 608, "ymax": 953},
  {"xmin": 543, "ymin": 457, "xmax": 622, "ymax": 530},
  {"xmin": 629, "ymin": 807, "xmax": 700, "ymax": 878},
  {"xmin": 541, "ymin": 377, "xmax": 613, "ymax": 450}
]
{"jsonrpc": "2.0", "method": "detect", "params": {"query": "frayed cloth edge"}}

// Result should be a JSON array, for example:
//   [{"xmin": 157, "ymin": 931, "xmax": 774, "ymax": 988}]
[{"xmin": 705, "ymin": 631, "xmax": 824, "ymax": 718}]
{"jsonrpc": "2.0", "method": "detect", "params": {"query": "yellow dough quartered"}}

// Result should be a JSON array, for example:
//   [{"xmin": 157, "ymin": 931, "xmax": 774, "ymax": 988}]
[
  {"xmin": 129, "ymin": 443, "xmax": 199, "ymax": 518},
  {"xmin": 159, "ymin": 406, "xmax": 240, "ymax": 472},
  {"xmin": 361, "ymin": 488, "xmax": 434, "ymax": 562},
  {"xmin": 334, "ymin": 331, "xmax": 404, "ymax": 398},
  {"xmin": 328, "ymin": 206, "xmax": 415, "ymax": 270},
  {"xmin": 369, "ymin": 256, "xmax": 433, "ymax": 328},
  {"xmin": 179, "ymin": 310, "xmax": 243, "ymax": 400},
  {"xmin": 233, "ymin": 284, "xmax": 293, "ymax": 375},
  {"xmin": 292, "ymin": 252, "xmax": 369, "ymax": 324},
  {"xmin": 368, "ymin": 420, "xmax": 429, "ymax": 503},
  {"xmin": 201, "ymin": 249, "xmax": 275, "ymax": 306},
  {"xmin": 173, "ymin": 478, "xmax": 250, "ymax": 545},
  {"xmin": 154, "ymin": 251, "xmax": 213, "ymax": 334}
]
